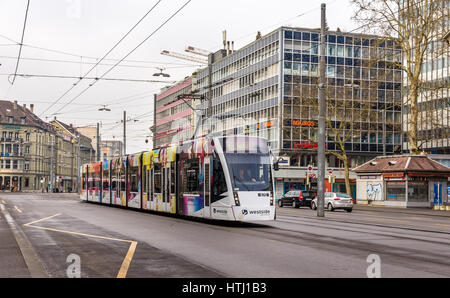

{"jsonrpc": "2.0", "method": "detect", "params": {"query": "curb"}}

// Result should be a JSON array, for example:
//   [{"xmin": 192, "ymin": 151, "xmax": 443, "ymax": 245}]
[
  {"xmin": 353, "ymin": 205, "xmax": 450, "ymax": 218},
  {"xmin": 0, "ymin": 203, "xmax": 48, "ymax": 278}
]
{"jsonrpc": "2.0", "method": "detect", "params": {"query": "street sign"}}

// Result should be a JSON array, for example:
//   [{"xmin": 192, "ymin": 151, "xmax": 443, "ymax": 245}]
[
  {"xmin": 308, "ymin": 165, "xmax": 313, "ymax": 172},
  {"xmin": 328, "ymin": 168, "xmax": 333, "ymax": 174}
]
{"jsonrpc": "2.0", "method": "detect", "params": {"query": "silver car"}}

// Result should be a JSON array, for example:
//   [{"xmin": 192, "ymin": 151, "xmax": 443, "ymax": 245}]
[{"xmin": 311, "ymin": 192, "xmax": 354, "ymax": 212}]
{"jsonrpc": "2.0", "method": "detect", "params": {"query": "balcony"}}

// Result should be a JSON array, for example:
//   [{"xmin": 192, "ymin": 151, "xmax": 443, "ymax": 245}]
[
  {"xmin": 0, "ymin": 152, "xmax": 24, "ymax": 157},
  {"xmin": 0, "ymin": 137, "xmax": 24, "ymax": 143}
]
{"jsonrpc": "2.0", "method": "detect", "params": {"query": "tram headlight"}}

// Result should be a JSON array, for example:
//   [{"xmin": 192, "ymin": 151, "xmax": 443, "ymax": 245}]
[
  {"xmin": 233, "ymin": 192, "xmax": 240, "ymax": 206},
  {"xmin": 270, "ymin": 196, "xmax": 274, "ymax": 206}
]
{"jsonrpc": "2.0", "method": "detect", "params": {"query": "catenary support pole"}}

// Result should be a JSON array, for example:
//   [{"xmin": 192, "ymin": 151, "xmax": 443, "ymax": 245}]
[
  {"xmin": 317, "ymin": 3, "xmax": 327, "ymax": 217},
  {"xmin": 97, "ymin": 122, "xmax": 100, "ymax": 161},
  {"xmin": 123, "ymin": 111, "xmax": 126, "ymax": 155}
]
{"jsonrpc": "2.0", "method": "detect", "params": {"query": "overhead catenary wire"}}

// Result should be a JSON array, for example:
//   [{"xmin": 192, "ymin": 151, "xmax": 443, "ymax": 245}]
[
  {"xmin": 10, "ymin": 0, "xmax": 31, "ymax": 85},
  {"xmin": 38, "ymin": 0, "xmax": 164, "ymax": 117},
  {"xmin": 0, "ymin": 55, "xmax": 203, "ymax": 69},
  {"xmin": 50, "ymin": 0, "xmax": 193, "ymax": 117},
  {"xmin": 2, "ymin": 73, "xmax": 177, "ymax": 84}
]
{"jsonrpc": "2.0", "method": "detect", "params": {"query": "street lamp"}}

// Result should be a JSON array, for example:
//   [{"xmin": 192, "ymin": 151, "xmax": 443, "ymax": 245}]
[
  {"xmin": 153, "ymin": 67, "xmax": 170, "ymax": 78},
  {"xmin": 98, "ymin": 105, "xmax": 111, "ymax": 112}
]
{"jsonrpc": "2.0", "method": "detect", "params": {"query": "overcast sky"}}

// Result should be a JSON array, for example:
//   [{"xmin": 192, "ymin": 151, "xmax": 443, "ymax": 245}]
[{"xmin": 0, "ymin": 0, "xmax": 358, "ymax": 153}]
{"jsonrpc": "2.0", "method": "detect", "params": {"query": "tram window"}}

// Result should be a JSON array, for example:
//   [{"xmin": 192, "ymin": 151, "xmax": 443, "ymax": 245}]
[
  {"xmin": 212, "ymin": 157, "xmax": 228, "ymax": 203},
  {"xmin": 143, "ymin": 169, "xmax": 148, "ymax": 193},
  {"xmin": 120, "ymin": 173, "xmax": 126, "ymax": 192},
  {"xmin": 183, "ymin": 159, "xmax": 199, "ymax": 193},
  {"xmin": 130, "ymin": 166, "xmax": 139, "ymax": 192},
  {"xmin": 170, "ymin": 167, "xmax": 175, "ymax": 194},
  {"xmin": 81, "ymin": 172, "xmax": 86, "ymax": 190},
  {"xmin": 112, "ymin": 179, "xmax": 117, "ymax": 192},
  {"xmin": 102, "ymin": 170, "xmax": 109, "ymax": 189},
  {"xmin": 96, "ymin": 171, "xmax": 102, "ymax": 190},
  {"xmin": 154, "ymin": 165, "xmax": 162, "ymax": 193}
]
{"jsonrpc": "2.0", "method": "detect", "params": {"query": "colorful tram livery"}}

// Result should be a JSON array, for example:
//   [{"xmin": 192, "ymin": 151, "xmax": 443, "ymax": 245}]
[{"xmin": 81, "ymin": 136, "xmax": 276, "ymax": 222}]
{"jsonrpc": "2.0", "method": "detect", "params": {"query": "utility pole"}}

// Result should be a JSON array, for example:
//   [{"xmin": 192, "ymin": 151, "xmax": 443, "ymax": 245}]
[
  {"xmin": 96, "ymin": 122, "xmax": 100, "ymax": 161},
  {"xmin": 317, "ymin": 3, "xmax": 327, "ymax": 218},
  {"xmin": 123, "ymin": 111, "xmax": 126, "ymax": 155},
  {"xmin": 153, "ymin": 94, "xmax": 157, "ymax": 148},
  {"xmin": 50, "ymin": 138, "xmax": 54, "ymax": 193},
  {"xmin": 77, "ymin": 134, "xmax": 81, "ymax": 194},
  {"xmin": 383, "ymin": 109, "xmax": 386, "ymax": 156}
]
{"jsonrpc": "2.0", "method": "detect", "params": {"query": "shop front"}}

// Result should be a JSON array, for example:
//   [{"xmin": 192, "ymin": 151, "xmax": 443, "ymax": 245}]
[{"xmin": 355, "ymin": 155, "xmax": 450, "ymax": 209}]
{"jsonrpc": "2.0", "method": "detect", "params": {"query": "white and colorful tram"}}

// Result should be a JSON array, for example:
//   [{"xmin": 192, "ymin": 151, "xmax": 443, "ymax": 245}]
[{"xmin": 81, "ymin": 136, "xmax": 277, "ymax": 222}]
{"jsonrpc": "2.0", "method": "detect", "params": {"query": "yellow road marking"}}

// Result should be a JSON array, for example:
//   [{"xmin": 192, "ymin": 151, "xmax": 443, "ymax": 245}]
[
  {"xmin": 24, "ymin": 214, "xmax": 138, "ymax": 278},
  {"xmin": 1, "ymin": 200, "xmax": 5, "ymax": 204},
  {"xmin": 435, "ymin": 223, "xmax": 450, "ymax": 227},
  {"xmin": 117, "ymin": 241, "xmax": 138, "ymax": 278},
  {"xmin": 14, "ymin": 206, "xmax": 22, "ymax": 213}
]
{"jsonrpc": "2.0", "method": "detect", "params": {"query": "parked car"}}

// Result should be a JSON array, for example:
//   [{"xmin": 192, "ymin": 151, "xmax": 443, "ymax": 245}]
[
  {"xmin": 310, "ymin": 192, "xmax": 354, "ymax": 212},
  {"xmin": 278, "ymin": 190, "xmax": 317, "ymax": 208}
]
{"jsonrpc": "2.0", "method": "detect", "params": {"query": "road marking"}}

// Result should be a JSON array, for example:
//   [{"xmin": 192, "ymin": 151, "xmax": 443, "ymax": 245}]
[
  {"xmin": 1, "ymin": 200, "xmax": 5, "ymax": 204},
  {"xmin": 0, "ymin": 203, "xmax": 48, "ymax": 278},
  {"xmin": 435, "ymin": 223, "xmax": 450, "ymax": 227},
  {"xmin": 365, "ymin": 217, "xmax": 409, "ymax": 223},
  {"xmin": 117, "ymin": 241, "xmax": 138, "ymax": 278},
  {"xmin": 14, "ymin": 206, "xmax": 22, "ymax": 213},
  {"xmin": 24, "ymin": 214, "xmax": 138, "ymax": 278}
]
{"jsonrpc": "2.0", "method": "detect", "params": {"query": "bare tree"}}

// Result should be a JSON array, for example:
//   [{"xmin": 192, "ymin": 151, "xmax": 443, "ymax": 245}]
[
  {"xmin": 351, "ymin": 0, "xmax": 449, "ymax": 154},
  {"xmin": 302, "ymin": 87, "xmax": 378, "ymax": 197}
]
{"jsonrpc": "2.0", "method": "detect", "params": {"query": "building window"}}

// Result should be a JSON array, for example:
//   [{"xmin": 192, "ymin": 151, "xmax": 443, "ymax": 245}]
[
  {"xmin": 386, "ymin": 181, "xmax": 406, "ymax": 202},
  {"xmin": 407, "ymin": 181, "xmax": 428, "ymax": 202},
  {"xmin": 26, "ymin": 133, "xmax": 30, "ymax": 141}
]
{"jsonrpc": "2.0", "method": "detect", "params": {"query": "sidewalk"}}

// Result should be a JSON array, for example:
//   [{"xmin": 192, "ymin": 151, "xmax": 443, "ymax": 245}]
[
  {"xmin": 354, "ymin": 204, "xmax": 450, "ymax": 218},
  {"xmin": 0, "ymin": 209, "xmax": 31, "ymax": 277}
]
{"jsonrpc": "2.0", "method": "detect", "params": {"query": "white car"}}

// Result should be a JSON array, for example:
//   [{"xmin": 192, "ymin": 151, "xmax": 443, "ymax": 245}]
[{"xmin": 311, "ymin": 192, "xmax": 354, "ymax": 212}]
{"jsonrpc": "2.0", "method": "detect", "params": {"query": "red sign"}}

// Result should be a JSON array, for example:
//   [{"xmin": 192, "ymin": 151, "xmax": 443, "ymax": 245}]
[
  {"xmin": 382, "ymin": 172, "xmax": 404, "ymax": 178},
  {"xmin": 328, "ymin": 169, "xmax": 333, "ymax": 174},
  {"xmin": 293, "ymin": 142, "xmax": 318, "ymax": 149}
]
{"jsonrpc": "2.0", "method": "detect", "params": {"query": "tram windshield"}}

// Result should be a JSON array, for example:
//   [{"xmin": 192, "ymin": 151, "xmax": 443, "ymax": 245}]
[{"xmin": 225, "ymin": 153, "xmax": 272, "ymax": 192}]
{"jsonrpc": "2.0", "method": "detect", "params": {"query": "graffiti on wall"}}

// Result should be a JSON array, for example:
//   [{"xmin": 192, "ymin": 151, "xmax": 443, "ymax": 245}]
[{"xmin": 367, "ymin": 183, "xmax": 382, "ymax": 201}]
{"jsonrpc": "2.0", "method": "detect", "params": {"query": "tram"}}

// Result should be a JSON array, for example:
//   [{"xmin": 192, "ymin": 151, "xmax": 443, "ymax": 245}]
[{"xmin": 81, "ymin": 135, "xmax": 277, "ymax": 222}]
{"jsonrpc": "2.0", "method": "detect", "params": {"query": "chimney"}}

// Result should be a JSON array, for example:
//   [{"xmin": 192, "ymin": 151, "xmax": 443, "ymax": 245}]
[
  {"xmin": 232, "ymin": 41, "xmax": 235, "ymax": 53},
  {"xmin": 23, "ymin": 104, "xmax": 26, "ymax": 109},
  {"xmin": 13, "ymin": 101, "xmax": 17, "ymax": 110},
  {"xmin": 30, "ymin": 104, "xmax": 34, "ymax": 113},
  {"xmin": 227, "ymin": 41, "xmax": 230, "ymax": 56}
]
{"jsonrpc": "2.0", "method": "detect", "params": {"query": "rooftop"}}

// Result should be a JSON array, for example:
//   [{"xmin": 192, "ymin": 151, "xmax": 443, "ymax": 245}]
[{"xmin": 354, "ymin": 155, "xmax": 450, "ymax": 174}]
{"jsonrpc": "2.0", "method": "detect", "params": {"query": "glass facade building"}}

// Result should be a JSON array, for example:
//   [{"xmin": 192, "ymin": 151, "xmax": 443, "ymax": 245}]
[
  {"xmin": 402, "ymin": 2, "xmax": 449, "ymax": 154},
  {"xmin": 195, "ymin": 27, "xmax": 403, "ymax": 197}
]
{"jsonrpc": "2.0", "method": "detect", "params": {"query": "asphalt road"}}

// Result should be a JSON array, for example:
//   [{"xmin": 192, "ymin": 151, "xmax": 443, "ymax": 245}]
[{"xmin": 1, "ymin": 193, "xmax": 449, "ymax": 278}]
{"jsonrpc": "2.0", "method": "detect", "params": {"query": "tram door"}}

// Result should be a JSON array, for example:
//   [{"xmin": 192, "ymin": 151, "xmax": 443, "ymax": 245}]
[
  {"xmin": 144, "ymin": 168, "xmax": 152, "ymax": 210},
  {"xmin": 204, "ymin": 158, "xmax": 211, "ymax": 218},
  {"xmin": 162, "ymin": 167, "xmax": 170, "ymax": 212}
]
